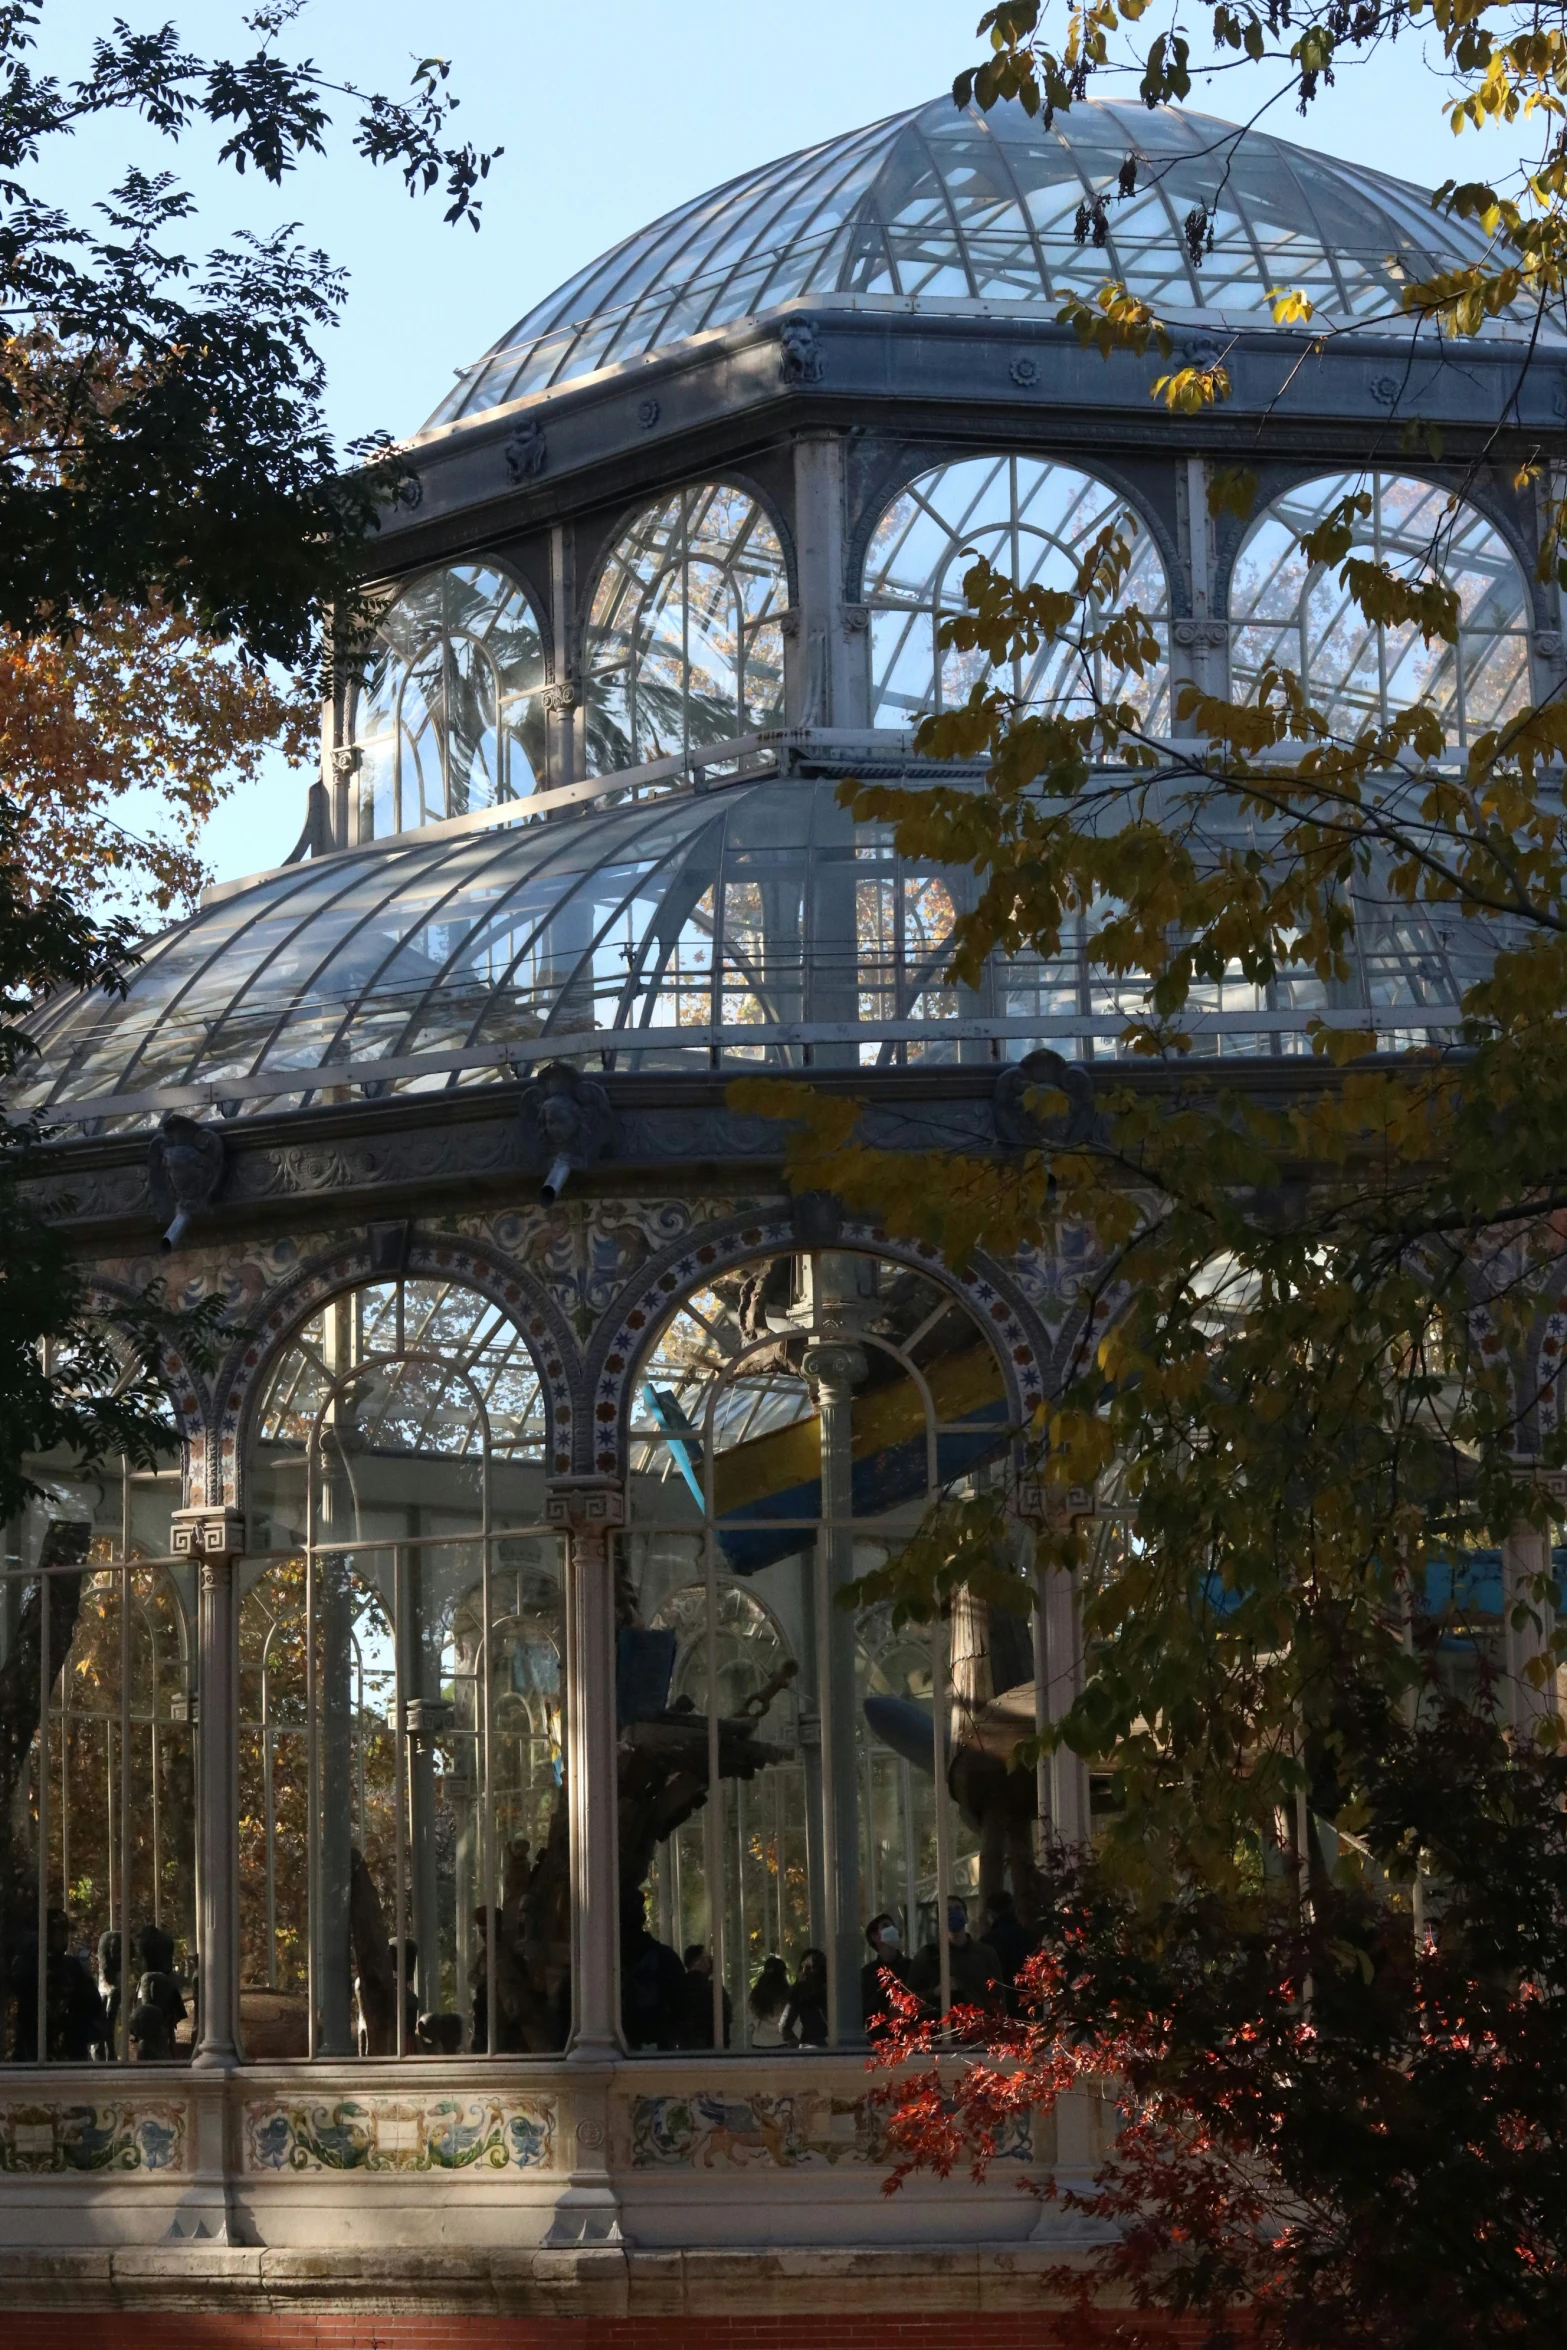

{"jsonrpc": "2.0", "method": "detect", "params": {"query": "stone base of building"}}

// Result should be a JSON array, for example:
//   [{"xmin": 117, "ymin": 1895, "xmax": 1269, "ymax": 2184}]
[{"xmin": 0, "ymin": 2246, "xmax": 1210, "ymax": 2347}]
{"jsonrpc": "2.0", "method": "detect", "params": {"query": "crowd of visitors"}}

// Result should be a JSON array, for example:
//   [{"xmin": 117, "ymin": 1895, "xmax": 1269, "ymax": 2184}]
[
  {"xmin": 5, "ymin": 1913, "xmax": 190, "ymax": 2061},
  {"xmin": 622, "ymin": 1889, "xmax": 1036, "ymax": 2052}
]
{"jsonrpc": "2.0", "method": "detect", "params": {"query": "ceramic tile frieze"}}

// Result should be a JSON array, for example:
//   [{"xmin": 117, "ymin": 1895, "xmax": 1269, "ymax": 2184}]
[
  {"xmin": 628, "ymin": 2088, "xmax": 1031, "ymax": 2170},
  {"xmin": 242, "ymin": 2093, "xmax": 556, "ymax": 2173},
  {"xmin": 0, "ymin": 2100, "xmax": 187, "ymax": 2173}
]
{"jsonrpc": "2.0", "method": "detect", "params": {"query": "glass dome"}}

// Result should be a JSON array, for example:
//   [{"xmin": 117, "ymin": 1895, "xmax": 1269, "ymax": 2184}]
[
  {"xmin": 19, "ymin": 772, "xmax": 1496, "ymax": 1130},
  {"xmin": 429, "ymin": 95, "xmax": 1506, "ymax": 426}
]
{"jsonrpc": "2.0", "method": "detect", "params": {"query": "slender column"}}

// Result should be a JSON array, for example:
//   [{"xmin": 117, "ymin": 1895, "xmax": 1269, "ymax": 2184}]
[
  {"xmin": 803, "ymin": 1336, "xmax": 868, "ymax": 2044},
  {"xmin": 171, "ymin": 1507, "xmax": 244, "ymax": 2069},
  {"xmin": 542, "ymin": 1477, "xmax": 624, "ymax": 2251},
  {"xmin": 545, "ymin": 1477, "xmax": 625, "ymax": 2062},
  {"xmin": 1501, "ymin": 1515, "xmax": 1558, "ymax": 1734},
  {"xmin": 1172, "ymin": 454, "xmax": 1228, "ymax": 718},
  {"xmin": 787, "ymin": 431, "xmax": 870, "ymax": 730},
  {"xmin": 547, "ymin": 522, "xmax": 580, "ymax": 787}
]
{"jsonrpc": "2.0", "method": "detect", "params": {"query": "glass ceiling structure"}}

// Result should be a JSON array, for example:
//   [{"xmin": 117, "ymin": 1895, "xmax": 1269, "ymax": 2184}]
[
  {"xmin": 429, "ymin": 95, "xmax": 1505, "ymax": 426},
  {"xmin": 19, "ymin": 773, "xmax": 1494, "ymax": 1131}
]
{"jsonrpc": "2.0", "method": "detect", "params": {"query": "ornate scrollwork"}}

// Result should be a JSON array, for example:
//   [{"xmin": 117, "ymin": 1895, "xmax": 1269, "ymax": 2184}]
[{"xmin": 1172, "ymin": 618, "xmax": 1229, "ymax": 650}]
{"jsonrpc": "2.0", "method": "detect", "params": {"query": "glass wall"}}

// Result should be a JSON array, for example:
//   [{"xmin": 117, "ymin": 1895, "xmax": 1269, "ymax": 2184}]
[
  {"xmin": 864, "ymin": 455, "xmax": 1171, "ymax": 731},
  {"xmin": 353, "ymin": 564, "xmax": 550, "ymax": 837},
  {"xmin": 1229, "ymin": 472, "xmax": 1532, "ymax": 746},
  {"xmin": 1, "ymin": 1450, "xmax": 192, "ymax": 2063},
  {"xmin": 240, "ymin": 1277, "xmax": 564, "ymax": 2059},
  {"xmin": 583, "ymin": 485, "xmax": 788, "ymax": 773},
  {"xmin": 619, "ymin": 1251, "xmax": 1039, "ymax": 2053}
]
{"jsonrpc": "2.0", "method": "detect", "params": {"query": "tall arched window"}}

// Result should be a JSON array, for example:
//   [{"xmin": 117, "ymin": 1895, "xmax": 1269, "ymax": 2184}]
[
  {"xmin": 240, "ymin": 1277, "xmax": 560, "ymax": 2062},
  {"xmin": 1, "ymin": 1399, "xmax": 191, "ymax": 2067},
  {"xmin": 583, "ymin": 485, "xmax": 788, "ymax": 774},
  {"xmin": 352, "ymin": 564, "xmax": 549, "ymax": 836},
  {"xmin": 619, "ymin": 1250, "xmax": 1031, "ymax": 2055},
  {"xmin": 864, "ymin": 455, "xmax": 1171, "ymax": 730},
  {"xmin": 1229, "ymin": 472, "xmax": 1532, "ymax": 745}
]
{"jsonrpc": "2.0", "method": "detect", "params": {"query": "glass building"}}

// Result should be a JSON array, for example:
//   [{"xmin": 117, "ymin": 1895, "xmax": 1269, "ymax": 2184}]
[{"xmin": 0, "ymin": 86, "xmax": 1557, "ymax": 2320}]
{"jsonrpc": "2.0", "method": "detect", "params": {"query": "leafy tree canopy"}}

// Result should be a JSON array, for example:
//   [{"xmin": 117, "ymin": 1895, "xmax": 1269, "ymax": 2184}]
[{"xmin": 738, "ymin": 8, "xmax": 1567, "ymax": 2334}]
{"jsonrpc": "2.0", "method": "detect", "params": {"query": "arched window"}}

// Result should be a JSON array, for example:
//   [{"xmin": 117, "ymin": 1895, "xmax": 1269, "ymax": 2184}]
[
  {"xmin": 352, "ymin": 564, "xmax": 549, "ymax": 836},
  {"xmin": 583, "ymin": 485, "xmax": 788, "ymax": 774},
  {"xmin": 863, "ymin": 455, "xmax": 1171, "ymax": 730},
  {"xmin": 240, "ymin": 1278, "xmax": 560, "ymax": 2062},
  {"xmin": 2, "ymin": 1388, "xmax": 191, "ymax": 2066},
  {"xmin": 619, "ymin": 1249, "xmax": 1032, "ymax": 2054},
  {"xmin": 1229, "ymin": 473, "xmax": 1532, "ymax": 745}
]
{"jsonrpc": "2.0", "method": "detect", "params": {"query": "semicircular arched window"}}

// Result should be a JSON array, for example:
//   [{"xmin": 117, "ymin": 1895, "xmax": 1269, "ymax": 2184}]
[
  {"xmin": 240, "ymin": 1277, "xmax": 562, "ymax": 2064},
  {"xmin": 619, "ymin": 1247, "xmax": 1029, "ymax": 2050},
  {"xmin": 583, "ymin": 485, "xmax": 789, "ymax": 775},
  {"xmin": 1228, "ymin": 472, "xmax": 1532, "ymax": 745},
  {"xmin": 863, "ymin": 454, "xmax": 1172, "ymax": 730},
  {"xmin": 352, "ymin": 564, "xmax": 549, "ymax": 836}
]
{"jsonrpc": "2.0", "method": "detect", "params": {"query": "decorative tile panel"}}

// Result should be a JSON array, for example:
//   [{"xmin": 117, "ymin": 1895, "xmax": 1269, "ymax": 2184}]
[
  {"xmin": 242, "ymin": 2093, "xmax": 556, "ymax": 2174},
  {"xmin": 628, "ymin": 2089, "xmax": 1031, "ymax": 2170},
  {"xmin": 0, "ymin": 2100, "xmax": 187, "ymax": 2173}
]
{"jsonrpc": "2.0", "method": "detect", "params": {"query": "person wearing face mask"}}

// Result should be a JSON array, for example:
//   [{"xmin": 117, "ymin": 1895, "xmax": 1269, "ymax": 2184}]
[
  {"xmin": 909, "ymin": 1895, "xmax": 1003, "ymax": 2015},
  {"xmin": 860, "ymin": 1913, "xmax": 910, "ymax": 2039}
]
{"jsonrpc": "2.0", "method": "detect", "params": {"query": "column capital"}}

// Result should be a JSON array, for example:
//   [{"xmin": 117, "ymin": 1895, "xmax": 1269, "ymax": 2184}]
[
  {"xmin": 545, "ymin": 1476, "xmax": 626, "ymax": 1534},
  {"xmin": 170, "ymin": 1505, "xmax": 246, "ymax": 1565}
]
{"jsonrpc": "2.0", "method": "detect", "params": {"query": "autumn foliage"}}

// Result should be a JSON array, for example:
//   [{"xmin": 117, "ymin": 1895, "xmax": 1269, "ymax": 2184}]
[{"xmin": 872, "ymin": 1679, "xmax": 1567, "ymax": 2348}]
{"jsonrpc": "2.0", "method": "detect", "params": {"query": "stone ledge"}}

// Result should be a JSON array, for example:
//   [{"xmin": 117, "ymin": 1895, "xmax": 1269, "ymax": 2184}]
[{"xmin": 0, "ymin": 2243, "xmax": 1097, "ymax": 2317}]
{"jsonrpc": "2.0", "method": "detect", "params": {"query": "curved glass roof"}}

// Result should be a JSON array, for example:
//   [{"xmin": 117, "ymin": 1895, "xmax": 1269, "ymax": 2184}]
[
  {"xmin": 429, "ymin": 95, "xmax": 1502, "ymax": 426},
  {"xmin": 20, "ymin": 772, "xmax": 1493, "ymax": 1132}
]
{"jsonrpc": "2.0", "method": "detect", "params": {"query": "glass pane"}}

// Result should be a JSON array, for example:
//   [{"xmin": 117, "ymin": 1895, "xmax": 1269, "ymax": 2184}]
[
  {"xmin": 239, "ymin": 1279, "xmax": 562, "ymax": 2060},
  {"xmin": 1, "ymin": 1465, "xmax": 193, "ymax": 2065},
  {"xmin": 619, "ymin": 1251, "xmax": 1030, "ymax": 2053},
  {"xmin": 865, "ymin": 455, "xmax": 1171, "ymax": 730},
  {"xmin": 1229, "ymin": 471, "xmax": 1532, "ymax": 747},
  {"xmin": 584, "ymin": 485, "xmax": 789, "ymax": 773}
]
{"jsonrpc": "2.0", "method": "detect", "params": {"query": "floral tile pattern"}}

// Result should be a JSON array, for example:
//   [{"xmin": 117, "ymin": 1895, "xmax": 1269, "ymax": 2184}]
[
  {"xmin": 629, "ymin": 2089, "xmax": 1031, "ymax": 2170},
  {"xmin": 0, "ymin": 2101, "xmax": 187, "ymax": 2173},
  {"xmin": 243, "ymin": 2094, "xmax": 556, "ymax": 2174}
]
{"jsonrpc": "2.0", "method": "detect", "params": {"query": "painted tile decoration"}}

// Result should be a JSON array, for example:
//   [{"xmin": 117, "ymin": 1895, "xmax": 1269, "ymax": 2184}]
[
  {"xmin": 243, "ymin": 2094, "xmax": 556, "ymax": 2173},
  {"xmin": 629, "ymin": 2089, "xmax": 1032, "ymax": 2170},
  {"xmin": 0, "ymin": 2101, "xmax": 187, "ymax": 2173}
]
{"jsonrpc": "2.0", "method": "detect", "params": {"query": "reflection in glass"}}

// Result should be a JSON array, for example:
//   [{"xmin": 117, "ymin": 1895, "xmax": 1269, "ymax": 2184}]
[
  {"xmin": 865, "ymin": 455, "xmax": 1170, "ymax": 730},
  {"xmin": 1, "ymin": 1453, "xmax": 193, "ymax": 2063},
  {"xmin": 1230, "ymin": 472, "xmax": 1532, "ymax": 746},
  {"xmin": 584, "ymin": 486, "xmax": 788, "ymax": 773},
  {"xmin": 619, "ymin": 1252, "xmax": 1035, "ymax": 2052},
  {"xmin": 354, "ymin": 565, "xmax": 549, "ymax": 836},
  {"xmin": 241, "ymin": 1278, "xmax": 563, "ymax": 2059}
]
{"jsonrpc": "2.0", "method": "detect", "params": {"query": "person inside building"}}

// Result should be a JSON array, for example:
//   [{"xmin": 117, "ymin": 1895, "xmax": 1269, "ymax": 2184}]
[
  {"xmin": 748, "ymin": 1954, "xmax": 791, "ymax": 2048},
  {"xmin": 675, "ymin": 1943, "xmax": 732, "ymax": 2049},
  {"xmin": 981, "ymin": 1888, "xmax": 1036, "ymax": 1989},
  {"xmin": 861, "ymin": 1913, "xmax": 911, "ymax": 2040},
  {"xmin": 8, "ymin": 1910, "xmax": 104, "ymax": 2062},
  {"xmin": 619, "ymin": 1886, "xmax": 687, "ymax": 2050},
  {"xmin": 779, "ymin": 1947, "xmax": 829, "ymax": 2047},
  {"xmin": 132, "ymin": 1924, "xmax": 188, "ymax": 2057},
  {"xmin": 909, "ymin": 1896, "xmax": 1003, "ymax": 2014}
]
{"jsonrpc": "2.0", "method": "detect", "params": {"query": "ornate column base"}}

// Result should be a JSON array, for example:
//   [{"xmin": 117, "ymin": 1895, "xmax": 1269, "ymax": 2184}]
[{"xmin": 544, "ymin": 2072, "xmax": 625, "ymax": 2247}]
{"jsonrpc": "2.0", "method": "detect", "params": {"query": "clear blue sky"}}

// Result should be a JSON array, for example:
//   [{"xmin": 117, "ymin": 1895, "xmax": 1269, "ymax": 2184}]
[{"xmin": 30, "ymin": 1, "xmax": 1535, "ymax": 892}]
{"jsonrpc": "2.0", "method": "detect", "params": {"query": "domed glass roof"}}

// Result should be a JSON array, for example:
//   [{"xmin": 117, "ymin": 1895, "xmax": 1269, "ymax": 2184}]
[
  {"xmin": 19, "ymin": 771, "xmax": 1488, "ymax": 1132},
  {"xmin": 428, "ymin": 95, "xmax": 1501, "ymax": 427}
]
